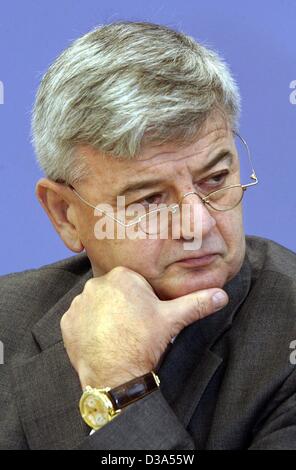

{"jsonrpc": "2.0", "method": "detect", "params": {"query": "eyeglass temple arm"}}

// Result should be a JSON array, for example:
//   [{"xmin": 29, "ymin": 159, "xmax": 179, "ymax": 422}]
[
  {"xmin": 242, "ymin": 173, "xmax": 259, "ymax": 190},
  {"xmin": 69, "ymin": 184, "xmax": 145, "ymax": 228},
  {"xmin": 233, "ymin": 131, "xmax": 259, "ymax": 190}
]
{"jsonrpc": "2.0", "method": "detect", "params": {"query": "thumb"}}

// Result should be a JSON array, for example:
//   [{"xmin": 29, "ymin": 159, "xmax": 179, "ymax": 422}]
[{"xmin": 160, "ymin": 288, "xmax": 229, "ymax": 338}]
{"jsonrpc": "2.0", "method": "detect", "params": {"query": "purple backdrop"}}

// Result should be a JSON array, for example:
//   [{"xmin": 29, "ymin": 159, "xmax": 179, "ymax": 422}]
[{"xmin": 0, "ymin": 0, "xmax": 295, "ymax": 275}]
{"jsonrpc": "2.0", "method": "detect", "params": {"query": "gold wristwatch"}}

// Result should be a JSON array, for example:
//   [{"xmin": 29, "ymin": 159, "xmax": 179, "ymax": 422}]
[{"xmin": 79, "ymin": 371, "xmax": 160, "ymax": 431}]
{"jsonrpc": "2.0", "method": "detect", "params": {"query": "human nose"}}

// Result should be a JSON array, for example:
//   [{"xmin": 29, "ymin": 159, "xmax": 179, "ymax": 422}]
[{"xmin": 178, "ymin": 192, "xmax": 216, "ymax": 240}]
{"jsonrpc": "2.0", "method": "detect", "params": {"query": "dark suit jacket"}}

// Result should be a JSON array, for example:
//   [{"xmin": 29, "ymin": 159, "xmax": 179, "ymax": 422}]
[{"xmin": 0, "ymin": 235, "xmax": 296, "ymax": 450}]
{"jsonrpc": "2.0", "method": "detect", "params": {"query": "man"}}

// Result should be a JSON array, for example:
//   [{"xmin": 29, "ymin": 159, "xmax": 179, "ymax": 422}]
[{"xmin": 0, "ymin": 21, "xmax": 296, "ymax": 450}]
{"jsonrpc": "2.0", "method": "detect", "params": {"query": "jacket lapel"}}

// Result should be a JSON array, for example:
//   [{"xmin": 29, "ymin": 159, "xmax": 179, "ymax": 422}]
[{"xmin": 10, "ymin": 270, "xmax": 93, "ymax": 449}]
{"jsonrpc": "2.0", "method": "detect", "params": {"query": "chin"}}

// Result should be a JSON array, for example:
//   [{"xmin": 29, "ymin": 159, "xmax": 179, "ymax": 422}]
[{"xmin": 156, "ymin": 266, "xmax": 228, "ymax": 300}]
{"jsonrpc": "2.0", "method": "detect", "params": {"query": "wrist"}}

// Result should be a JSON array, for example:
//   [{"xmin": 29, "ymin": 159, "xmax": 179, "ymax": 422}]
[
  {"xmin": 79, "ymin": 371, "xmax": 160, "ymax": 431},
  {"xmin": 78, "ymin": 364, "xmax": 150, "ymax": 390}
]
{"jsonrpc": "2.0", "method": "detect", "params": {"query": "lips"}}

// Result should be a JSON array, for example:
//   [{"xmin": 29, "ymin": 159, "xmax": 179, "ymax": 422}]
[{"xmin": 175, "ymin": 253, "xmax": 218, "ymax": 267}]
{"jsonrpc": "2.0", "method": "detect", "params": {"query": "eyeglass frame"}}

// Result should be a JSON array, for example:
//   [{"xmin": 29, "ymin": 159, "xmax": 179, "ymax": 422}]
[{"xmin": 63, "ymin": 131, "xmax": 258, "ymax": 228}]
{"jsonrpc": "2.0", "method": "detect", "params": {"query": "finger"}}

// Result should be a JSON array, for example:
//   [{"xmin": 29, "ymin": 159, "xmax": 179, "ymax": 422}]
[{"xmin": 160, "ymin": 288, "xmax": 229, "ymax": 336}]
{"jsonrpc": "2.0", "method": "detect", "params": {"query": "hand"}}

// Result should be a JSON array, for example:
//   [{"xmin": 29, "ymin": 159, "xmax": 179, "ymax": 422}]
[{"xmin": 61, "ymin": 266, "xmax": 229, "ymax": 389}]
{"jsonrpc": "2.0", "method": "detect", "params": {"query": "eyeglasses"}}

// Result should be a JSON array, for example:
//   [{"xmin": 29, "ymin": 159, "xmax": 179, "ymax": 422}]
[{"xmin": 66, "ymin": 132, "xmax": 258, "ymax": 235}]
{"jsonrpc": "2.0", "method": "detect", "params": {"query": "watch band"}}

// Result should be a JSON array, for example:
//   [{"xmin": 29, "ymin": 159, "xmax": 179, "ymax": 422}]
[{"xmin": 108, "ymin": 371, "xmax": 160, "ymax": 410}]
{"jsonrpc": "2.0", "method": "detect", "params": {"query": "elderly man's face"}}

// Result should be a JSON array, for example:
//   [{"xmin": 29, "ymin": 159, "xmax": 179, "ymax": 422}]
[{"xmin": 67, "ymin": 114, "xmax": 246, "ymax": 300}]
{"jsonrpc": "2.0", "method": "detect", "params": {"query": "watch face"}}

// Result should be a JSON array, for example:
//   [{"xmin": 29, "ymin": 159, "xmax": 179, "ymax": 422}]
[{"xmin": 81, "ymin": 392, "xmax": 112, "ymax": 430}]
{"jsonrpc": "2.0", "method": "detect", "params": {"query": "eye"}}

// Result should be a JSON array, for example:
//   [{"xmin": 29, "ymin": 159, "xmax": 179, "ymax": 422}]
[
  {"xmin": 197, "ymin": 170, "xmax": 229, "ymax": 191},
  {"xmin": 137, "ymin": 193, "xmax": 165, "ymax": 207}
]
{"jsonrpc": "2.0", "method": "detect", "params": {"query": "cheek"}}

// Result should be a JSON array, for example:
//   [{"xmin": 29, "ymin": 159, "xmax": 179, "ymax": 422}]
[
  {"xmin": 86, "ymin": 235, "xmax": 166, "ymax": 277},
  {"xmin": 116, "ymin": 238, "xmax": 166, "ymax": 276},
  {"xmin": 214, "ymin": 206, "xmax": 245, "ymax": 280},
  {"xmin": 76, "ymin": 209, "xmax": 99, "ymax": 246},
  {"xmin": 215, "ymin": 206, "xmax": 244, "ymax": 250}
]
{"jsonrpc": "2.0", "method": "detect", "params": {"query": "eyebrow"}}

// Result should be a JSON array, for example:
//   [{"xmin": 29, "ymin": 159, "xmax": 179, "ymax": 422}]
[{"xmin": 117, "ymin": 150, "xmax": 234, "ymax": 197}]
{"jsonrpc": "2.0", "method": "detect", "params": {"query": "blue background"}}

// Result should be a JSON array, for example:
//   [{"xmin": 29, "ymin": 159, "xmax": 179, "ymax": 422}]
[{"xmin": 0, "ymin": 0, "xmax": 295, "ymax": 275}]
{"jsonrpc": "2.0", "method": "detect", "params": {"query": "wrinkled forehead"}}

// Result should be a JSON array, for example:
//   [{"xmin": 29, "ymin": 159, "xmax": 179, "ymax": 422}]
[
  {"xmin": 138, "ymin": 124, "xmax": 234, "ymax": 165},
  {"xmin": 78, "ymin": 114, "xmax": 236, "ymax": 190}
]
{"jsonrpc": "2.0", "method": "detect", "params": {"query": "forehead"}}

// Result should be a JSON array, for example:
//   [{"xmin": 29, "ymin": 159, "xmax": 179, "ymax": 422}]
[
  {"xmin": 79, "ymin": 115, "xmax": 234, "ymax": 189},
  {"xmin": 138, "ymin": 119, "xmax": 233, "ymax": 165}
]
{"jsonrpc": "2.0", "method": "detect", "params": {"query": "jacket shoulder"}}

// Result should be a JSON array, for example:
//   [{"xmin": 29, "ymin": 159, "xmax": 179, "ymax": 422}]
[
  {"xmin": 244, "ymin": 235, "xmax": 296, "ymax": 343},
  {"xmin": 0, "ymin": 252, "xmax": 91, "ymax": 346},
  {"xmin": 246, "ymin": 235, "xmax": 296, "ymax": 281}
]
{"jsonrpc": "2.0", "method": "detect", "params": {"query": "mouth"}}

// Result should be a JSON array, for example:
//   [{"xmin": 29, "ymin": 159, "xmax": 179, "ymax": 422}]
[{"xmin": 175, "ymin": 253, "xmax": 219, "ymax": 267}]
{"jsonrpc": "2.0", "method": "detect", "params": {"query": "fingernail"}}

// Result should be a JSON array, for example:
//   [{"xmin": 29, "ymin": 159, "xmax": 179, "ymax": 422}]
[{"xmin": 212, "ymin": 291, "xmax": 227, "ymax": 309}]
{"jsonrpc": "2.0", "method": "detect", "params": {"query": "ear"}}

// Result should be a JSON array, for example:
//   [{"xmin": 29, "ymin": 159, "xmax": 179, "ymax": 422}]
[{"xmin": 35, "ymin": 178, "xmax": 84, "ymax": 253}]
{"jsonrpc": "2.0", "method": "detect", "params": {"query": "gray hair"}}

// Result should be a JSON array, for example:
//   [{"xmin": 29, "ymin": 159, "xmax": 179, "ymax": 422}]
[{"xmin": 32, "ymin": 21, "xmax": 241, "ymax": 184}]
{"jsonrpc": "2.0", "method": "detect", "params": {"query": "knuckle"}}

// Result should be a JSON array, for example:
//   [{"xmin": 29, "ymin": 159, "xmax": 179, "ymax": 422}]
[
  {"xmin": 108, "ymin": 266, "xmax": 143, "ymax": 284},
  {"xmin": 109, "ymin": 266, "xmax": 129, "ymax": 276},
  {"xmin": 106, "ymin": 266, "xmax": 131, "ymax": 282},
  {"xmin": 60, "ymin": 313, "xmax": 68, "ymax": 332},
  {"xmin": 70, "ymin": 295, "xmax": 80, "ymax": 306},
  {"xmin": 83, "ymin": 277, "xmax": 102, "ymax": 295},
  {"xmin": 84, "ymin": 278, "xmax": 96, "ymax": 290}
]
